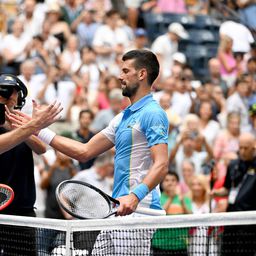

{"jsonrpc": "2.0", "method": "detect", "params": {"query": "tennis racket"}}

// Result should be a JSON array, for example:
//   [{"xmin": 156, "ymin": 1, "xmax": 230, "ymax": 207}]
[
  {"xmin": 56, "ymin": 180, "xmax": 166, "ymax": 219},
  {"xmin": 0, "ymin": 184, "xmax": 14, "ymax": 211}
]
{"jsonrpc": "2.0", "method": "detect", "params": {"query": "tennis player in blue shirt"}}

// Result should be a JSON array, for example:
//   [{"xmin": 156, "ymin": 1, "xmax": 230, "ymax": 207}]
[{"xmin": 8, "ymin": 49, "xmax": 169, "ymax": 254}]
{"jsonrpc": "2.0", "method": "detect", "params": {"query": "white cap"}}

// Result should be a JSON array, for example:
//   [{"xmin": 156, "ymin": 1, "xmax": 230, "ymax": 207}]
[
  {"xmin": 173, "ymin": 52, "xmax": 186, "ymax": 64},
  {"xmin": 168, "ymin": 23, "xmax": 189, "ymax": 39}
]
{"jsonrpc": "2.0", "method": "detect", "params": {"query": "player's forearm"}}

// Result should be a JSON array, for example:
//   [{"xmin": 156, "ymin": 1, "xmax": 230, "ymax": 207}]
[
  {"xmin": 143, "ymin": 159, "xmax": 168, "ymax": 192},
  {"xmin": 25, "ymin": 135, "xmax": 46, "ymax": 155},
  {"xmin": 0, "ymin": 120, "xmax": 38, "ymax": 154}
]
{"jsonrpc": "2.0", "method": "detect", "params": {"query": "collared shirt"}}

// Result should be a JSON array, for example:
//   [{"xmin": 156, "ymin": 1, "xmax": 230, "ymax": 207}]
[{"xmin": 101, "ymin": 94, "xmax": 168, "ymax": 210}]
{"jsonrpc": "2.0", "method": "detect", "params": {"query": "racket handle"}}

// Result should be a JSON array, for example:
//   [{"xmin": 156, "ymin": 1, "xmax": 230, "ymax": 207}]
[{"xmin": 135, "ymin": 207, "xmax": 166, "ymax": 216}]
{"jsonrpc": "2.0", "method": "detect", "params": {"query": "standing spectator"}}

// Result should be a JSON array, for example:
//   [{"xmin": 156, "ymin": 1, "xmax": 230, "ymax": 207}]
[
  {"xmin": 92, "ymin": 9, "xmax": 130, "ymax": 70},
  {"xmin": 151, "ymin": 22, "xmax": 188, "ymax": 80},
  {"xmin": 37, "ymin": 65, "xmax": 76, "ymax": 133},
  {"xmin": 219, "ymin": 20, "xmax": 254, "ymax": 54},
  {"xmin": 71, "ymin": 9, "xmax": 101, "ymax": 48},
  {"xmin": 0, "ymin": 18, "xmax": 30, "ymax": 75},
  {"xmin": 18, "ymin": 0, "xmax": 44, "ymax": 39},
  {"xmin": 237, "ymin": 0, "xmax": 256, "ymax": 31},
  {"xmin": 212, "ymin": 132, "xmax": 256, "ymax": 256},
  {"xmin": 217, "ymin": 35, "xmax": 239, "ymax": 88}
]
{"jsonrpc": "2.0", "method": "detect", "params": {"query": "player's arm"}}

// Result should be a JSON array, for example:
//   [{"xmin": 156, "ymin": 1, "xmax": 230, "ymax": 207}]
[
  {"xmin": 49, "ymin": 132, "xmax": 114, "ymax": 163},
  {"xmin": 117, "ymin": 143, "xmax": 168, "ymax": 216},
  {"xmin": 25, "ymin": 135, "xmax": 46, "ymax": 155}
]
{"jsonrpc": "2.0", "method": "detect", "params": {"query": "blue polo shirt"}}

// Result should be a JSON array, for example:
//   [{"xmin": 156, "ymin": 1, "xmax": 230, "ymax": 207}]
[{"xmin": 102, "ymin": 94, "xmax": 168, "ymax": 210}]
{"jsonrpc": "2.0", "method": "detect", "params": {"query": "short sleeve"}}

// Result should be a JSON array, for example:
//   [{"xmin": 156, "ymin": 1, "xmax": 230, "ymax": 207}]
[
  {"xmin": 141, "ymin": 107, "xmax": 169, "ymax": 147},
  {"xmin": 100, "ymin": 112, "xmax": 123, "ymax": 144}
]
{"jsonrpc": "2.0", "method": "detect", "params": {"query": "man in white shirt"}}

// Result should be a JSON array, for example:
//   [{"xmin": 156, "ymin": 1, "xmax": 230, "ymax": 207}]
[{"xmin": 151, "ymin": 22, "xmax": 188, "ymax": 80}]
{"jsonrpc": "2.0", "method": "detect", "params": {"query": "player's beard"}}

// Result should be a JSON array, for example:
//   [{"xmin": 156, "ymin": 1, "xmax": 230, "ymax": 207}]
[{"xmin": 122, "ymin": 82, "xmax": 139, "ymax": 98}]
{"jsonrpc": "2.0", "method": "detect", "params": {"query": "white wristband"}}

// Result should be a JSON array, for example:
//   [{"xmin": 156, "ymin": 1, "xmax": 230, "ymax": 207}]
[{"xmin": 38, "ymin": 128, "xmax": 56, "ymax": 145}]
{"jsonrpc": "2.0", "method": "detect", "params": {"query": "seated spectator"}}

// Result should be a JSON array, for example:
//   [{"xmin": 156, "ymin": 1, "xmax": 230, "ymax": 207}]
[
  {"xmin": 40, "ymin": 150, "xmax": 78, "ymax": 219},
  {"xmin": 197, "ymin": 100, "xmax": 221, "ymax": 146},
  {"xmin": 60, "ymin": 34, "xmax": 81, "ymax": 74},
  {"xmin": 180, "ymin": 160, "xmax": 195, "ymax": 195},
  {"xmin": 213, "ymin": 112, "xmax": 241, "ymax": 177},
  {"xmin": 185, "ymin": 0, "xmax": 209, "ymax": 15},
  {"xmin": 72, "ymin": 151, "xmax": 114, "ymax": 194},
  {"xmin": 226, "ymin": 76, "xmax": 252, "ymax": 132},
  {"xmin": 237, "ymin": 0, "xmax": 256, "ymax": 31},
  {"xmin": 61, "ymin": 109, "xmax": 96, "ymax": 170},
  {"xmin": 90, "ymin": 88, "xmax": 124, "ymax": 133},
  {"xmin": 151, "ymin": 171, "xmax": 192, "ymax": 256},
  {"xmin": 169, "ymin": 129, "xmax": 211, "ymax": 179},
  {"xmin": 208, "ymin": 58, "xmax": 229, "ymax": 98},
  {"xmin": 60, "ymin": 0, "xmax": 83, "ymax": 26}
]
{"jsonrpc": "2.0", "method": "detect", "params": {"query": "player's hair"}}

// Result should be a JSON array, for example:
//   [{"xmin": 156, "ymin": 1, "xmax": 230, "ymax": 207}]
[{"xmin": 122, "ymin": 50, "xmax": 160, "ymax": 85}]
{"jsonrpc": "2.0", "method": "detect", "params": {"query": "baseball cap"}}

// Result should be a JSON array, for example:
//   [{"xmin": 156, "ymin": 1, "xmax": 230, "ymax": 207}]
[
  {"xmin": 168, "ymin": 23, "xmax": 189, "ymax": 39},
  {"xmin": 173, "ymin": 52, "xmax": 186, "ymax": 64},
  {"xmin": 134, "ymin": 28, "xmax": 147, "ymax": 38}
]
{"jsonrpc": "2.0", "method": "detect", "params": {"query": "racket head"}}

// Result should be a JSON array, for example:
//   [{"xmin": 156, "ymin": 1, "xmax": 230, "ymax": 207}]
[
  {"xmin": 56, "ymin": 180, "xmax": 119, "ymax": 219},
  {"xmin": 0, "ymin": 184, "xmax": 14, "ymax": 211}
]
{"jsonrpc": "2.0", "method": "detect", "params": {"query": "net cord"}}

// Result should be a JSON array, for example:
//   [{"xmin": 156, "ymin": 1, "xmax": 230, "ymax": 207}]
[{"xmin": 0, "ymin": 211, "xmax": 256, "ymax": 231}]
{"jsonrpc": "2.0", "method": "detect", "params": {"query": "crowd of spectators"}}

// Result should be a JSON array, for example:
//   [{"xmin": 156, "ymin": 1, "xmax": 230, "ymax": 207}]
[{"xmin": 0, "ymin": 0, "xmax": 255, "ymax": 222}]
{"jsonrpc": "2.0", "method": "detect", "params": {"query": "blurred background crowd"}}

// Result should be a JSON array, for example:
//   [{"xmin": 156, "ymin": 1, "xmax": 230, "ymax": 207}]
[{"xmin": 0, "ymin": 0, "xmax": 255, "ymax": 219}]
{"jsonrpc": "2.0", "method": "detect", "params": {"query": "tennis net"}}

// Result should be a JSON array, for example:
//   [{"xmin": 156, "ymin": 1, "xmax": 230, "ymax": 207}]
[{"xmin": 0, "ymin": 211, "xmax": 256, "ymax": 256}]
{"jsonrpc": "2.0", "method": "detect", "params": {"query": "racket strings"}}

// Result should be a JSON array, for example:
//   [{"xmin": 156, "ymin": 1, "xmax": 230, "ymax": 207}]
[
  {"xmin": 0, "ymin": 187, "xmax": 11, "ymax": 205},
  {"xmin": 58, "ymin": 183, "xmax": 112, "ymax": 219}
]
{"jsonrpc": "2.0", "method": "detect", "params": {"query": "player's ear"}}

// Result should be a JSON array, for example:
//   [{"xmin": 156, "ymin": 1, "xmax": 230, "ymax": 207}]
[{"xmin": 138, "ymin": 68, "xmax": 147, "ymax": 81}]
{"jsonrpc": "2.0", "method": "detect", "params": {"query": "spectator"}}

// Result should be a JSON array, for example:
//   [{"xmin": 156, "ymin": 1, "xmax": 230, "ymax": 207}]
[
  {"xmin": 236, "ymin": 0, "xmax": 256, "ymax": 31},
  {"xmin": 212, "ymin": 132, "xmax": 256, "ymax": 256},
  {"xmin": 18, "ymin": 0, "xmax": 44, "ymax": 39},
  {"xmin": 90, "ymin": 88, "xmax": 124, "ymax": 133},
  {"xmin": 197, "ymin": 100, "xmax": 221, "ymax": 146},
  {"xmin": 226, "ymin": 76, "xmax": 252, "ymax": 132},
  {"xmin": 0, "ymin": 18, "xmax": 30, "ymax": 75},
  {"xmin": 37, "ymin": 65, "xmax": 76, "ymax": 133},
  {"xmin": 61, "ymin": 109, "xmax": 96, "ymax": 170},
  {"xmin": 71, "ymin": 9, "xmax": 101, "ymax": 48},
  {"xmin": 18, "ymin": 59, "xmax": 46, "ymax": 115},
  {"xmin": 151, "ymin": 171, "xmax": 192, "ymax": 256},
  {"xmin": 92, "ymin": 9, "xmax": 130, "ymax": 70},
  {"xmin": 60, "ymin": 34, "xmax": 81, "ymax": 74},
  {"xmin": 151, "ymin": 22, "xmax": 188, "ymax": 79},
  {"xmin": 45, "ymin": 2, "xmax": 71, "ymax": 51},
  {"xmin": 213, "ymin": 112, "xmax": 241, "ymax": 176},
  {"xmin": 219, "ymin": 20, "xmax": 254, "ymax": 54},
  {"xmin": 208, "ymin": 58, "xmax": 229, "ymax": 97},
  {"xmin": 186, "ymin": 0, "xmax": 209, "ymax": 15},
  {"xmin": 60, "ymin": 0, "xmax": 84, "ymax": 26},
  {"xmin": 217, "ymin": 35, "xmax": 239, "ymax": 88},
  {"xmin": 169, "ymin": 129, "xmax": 211, "ymax": 179},
  {"xmin": 180, "ymin": 160, "xmax": 195, "ymax": 195},
  {"xmin": 123, "ymin": 0, "xmax": 143, "ymax": 29},
  {"xmin": 40, "ymin": 150, "xmax": 77, "ymax": 219},
  {"xmin": 126, "ymin": 28, "xmax": 149, "ymax": 51}
]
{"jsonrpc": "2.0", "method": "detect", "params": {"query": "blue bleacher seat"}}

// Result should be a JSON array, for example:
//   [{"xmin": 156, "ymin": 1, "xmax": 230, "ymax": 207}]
[{"xmin": 188, "ymin": 29, "xmax": 216, "ymax": 44}]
